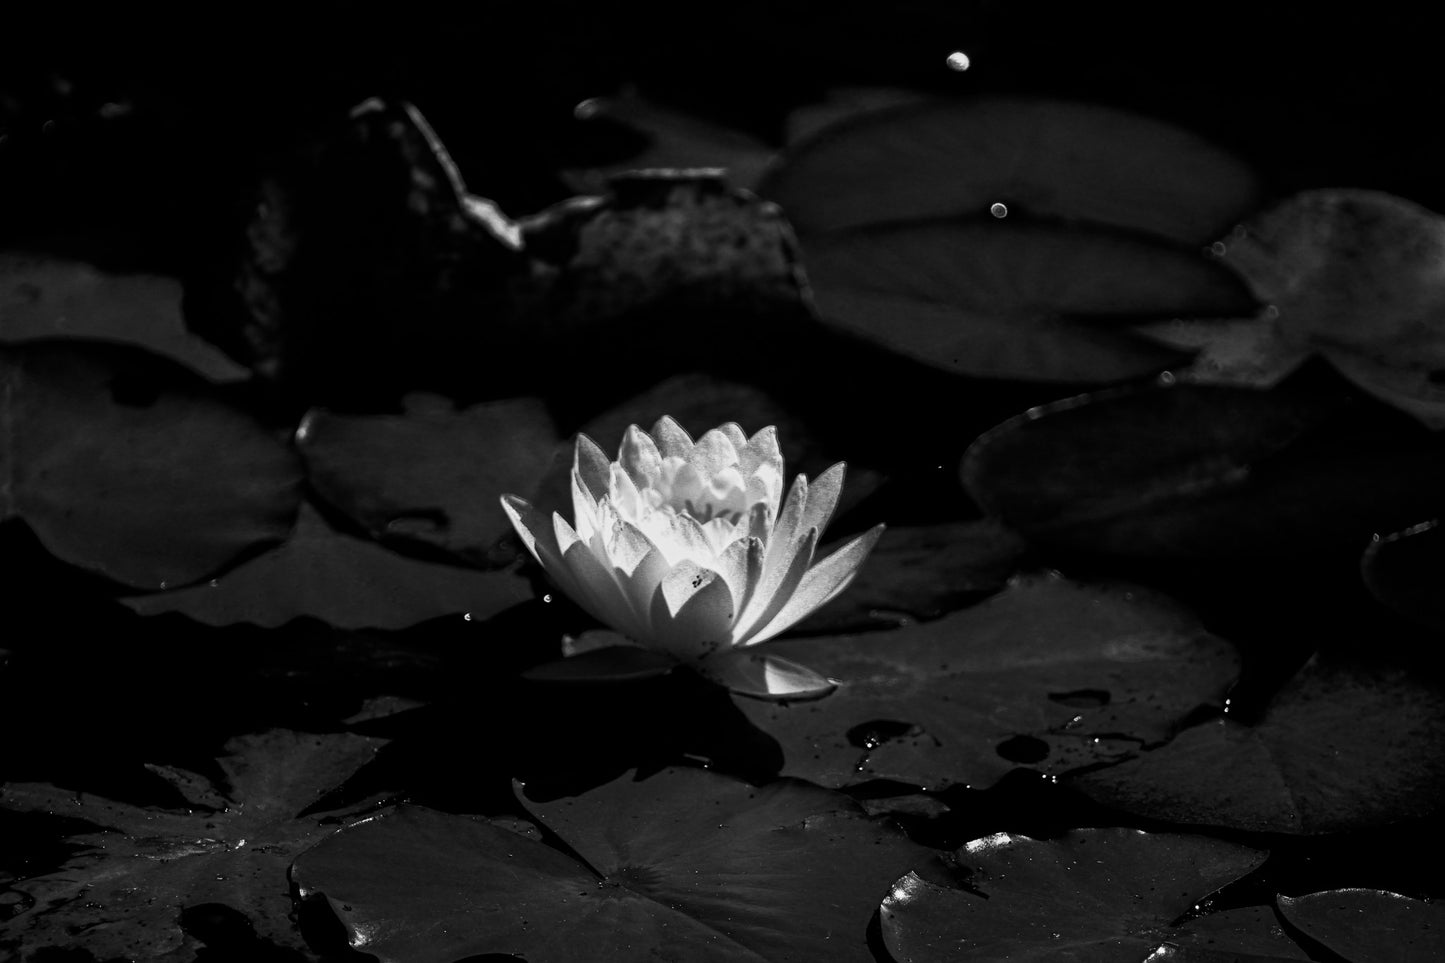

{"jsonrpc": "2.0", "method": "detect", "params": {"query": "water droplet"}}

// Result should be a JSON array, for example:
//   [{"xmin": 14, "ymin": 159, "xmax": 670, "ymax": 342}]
[
  {"xmin": 574, "ymin": 98, "xmax": 602, "ymax": 120},
  {"xmin": 946, "ymin": 51, "xmax": 971, "ymax": 71},
  {"xmin": 1264, "ymin": 304, "xmax": 1280, "ymax": 319},
  {"xmin": 1158, "ymin": 370, "xmax": 1176, "ymax": 386},
  {"xmin": 1209, "ymin": 241, "xmax": 1227, "ymax": 256},
  {"xmin": 543, "ymin": 593, "xmax": 553, "ymax": 603},
  {"xmin": 463, "ymin": 612, "xmax": 472, "ymax": 621},
  {"xmin": 158, "ymin": 580, "xmax": 170, "ymax": 590},
  {"xmin": 989, "ymin": 202, "xmax": 1008, "ymax": 218},
  {"xmin": 208, "ymin": 579, "xmax": 219, "ymax": 588}
]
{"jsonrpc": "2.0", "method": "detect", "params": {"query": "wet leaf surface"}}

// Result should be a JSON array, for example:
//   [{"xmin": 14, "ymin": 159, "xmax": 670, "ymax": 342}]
[
  {"xmin": 0, "ymin": 340, "xmax": 302, "ymax": 588},
  {"xmin": 0, "ymin": 252, "xmax": 249, "ymax": 382},
  {"xmin": 880, "ymin": 828, "xmax": 1276, "ymax": 963},
  {"xmin": 120, "ymin": 501, "xmax": 532, "ymax": 629},
  {"xmin": 1277, "ymin": 889, "xmax": 1445, "ymax": 963},
  {"xmin": 0, "ymin": 730, "xmax": 387, "ymax": 962},
  {"xmin": 1361, "ymin": 520, "xmax": 1445, "ymax": 633},
  {"xmin": 804, "ymin": 217, "xmax": 1253, "ymax": 383},
  {"xmin": 297, "ymin": 393, "xmax": 560, "ymax": 567},
  {"xmin": 725, "ymin": 575, "xmax": 1238, "ymax": 790},
  {"xmin": 963, "ymin": 381, "xmax": 1445, "ymax": 559},
  {"xmin": 1070, "ymin": 656, "xmax": 1445, "ymax": 833},
  {"xmin": 763, "ymin": 97, "xmax": 1263, "ymax": 244},
  {"xmin": 290, "ymin": 766, "xmax": 929, "ymax": 963}
]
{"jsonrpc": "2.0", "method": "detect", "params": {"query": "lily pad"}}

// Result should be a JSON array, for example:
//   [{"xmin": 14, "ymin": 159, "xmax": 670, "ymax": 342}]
[
  {"xmin": 0, "ymin": 252, "xmax": 248, "ymax": 382},
  {"xmin": 1070, "ymin": 656, "xmax": 1445, "ymax": 834},
  {"xmin": 762, "ymin": 96, "xmax": 1263, "ymax": 244},
  {"xmin": 290, "ymin": 766, "xmax": 929, "ymax": 963},
  {"xmin": 881, "ymin": 828, "xmax": 1277, "ymax": 963},
  {"xmin": 796, "ymin": 520, "xmax": 1029, "ymax": 633},
  {"xmin": 297, "ymin": 393, "xmax": 560, "ymax": 567},
  {"xmin": 803, "ymin": 217, "xmax": 1252, "ymax": 382},
  {"xmin": 726, "ymin": 574, "xmax": 1238, "ymax": 790},
  {"xmin": 0, "ymin": 729, "xmax": 387, "ymax": 962},
  {"xmin": 120, "ymin": 501, "xmax": 533, "ymax": 629},
  {"xmin": 1147, "ymin": 190, "xmax": 1445, "ymax": 428},
  {"xmin": 0, "ymin": 340, "xmax": 302, "ymax": 588},
  {"xmin": 1277, "ymin": 889, "xmax": 1445, "ymax": 963},
  {"xmin": 1361, "ymin": 520, "xmax": 1445, "ymax": 632},
  {"xmin": 962, "ymin": 382, "xmax": 1445, "ymax": 559}
]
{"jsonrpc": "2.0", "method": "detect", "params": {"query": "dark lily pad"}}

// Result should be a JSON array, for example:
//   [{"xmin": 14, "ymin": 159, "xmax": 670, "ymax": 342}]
[
  {"xmin": 880, "ymin": 828, "xmax": 1275, "ymax": 963},
  {"xmin": 1145, "ymin": 190, "xmax": 1445, "ymax": 428},
  {"xmin": 1362, "ymin": 520, "xmax": 1445, "ymax": 633},
  {"xmin": 796, "ymin": 520, "xmax": 1029, "ymax": 633},
  {"xmin": 1070, "ymin": 656, "xmax": 1445, "ymax": 834},
  {"xmin": 726, "ymin": 574, "xmax": 1238, "ymax": 790},
  {"xmin": 803, "ymin": 217, "xmax": 1251, "ymax": 383},
  {"xmin": 1, "ymin": 730, "xmax": 387, "ymax": 962},
  {"xmin": 297, "ymin": 393, "xmax": 560, "ymax": 567},
  {"xmin": 0, "ymin": 252, "xmax": 248, "ymax": 382},
  {"xmin": 290, "ymin": 766, "xmax": 930, "ymax": 963},
  {"xmin": 120, "ymin": 501, "xmax": 533, "ymax": 629},
  {"xmin": 962, "ymin": 382, "xmax": 1445, "ymax": 559},
  {"xmin": 762, "ymin": 96, "xmax": 1263, "ymax": 244},
  {"xmin": 0, "ymin": 340, "xmax": 302, "ymax": 588},
  {"xmin": 1277, "ymin": 889, "xmax": 1445, "ymax": 963}
]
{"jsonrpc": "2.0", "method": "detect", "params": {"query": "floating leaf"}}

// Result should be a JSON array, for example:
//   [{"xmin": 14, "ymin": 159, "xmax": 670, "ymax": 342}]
[
  {"xmin": 291, "ymin": 766, "xmax": 929, "ymax": 963},
  {"xmin": 120, "ymin": 501, "xmax": 532, "ymax": 629},
  {"xmin": 763, "ymin": 97, "xmax": 1263, "ymax": 244},
  {"xmin": 1070, "ymin": 656, "xmax": 1445, "ymax": 833},
  {"xmin": 1, "ymin": 730, "xmax": 387, "ymax": 962},
  {"xmin": 797, "ymin": 520, "xmax": 1028, "ymax": 633},
  {"xmin": 0, "ymin": 252, "xmax": 248, "ymax": 382},
  {"xmin": 1362, "ymin": 520, "xmax": 1445, "ymax": 632},
  {"xmin": 803, "ymin": 218, "xmax": 1251, "ymax": 382},
  {"xmin": 725, "ymin": 575, "xmax": 1237, "ymax": 790},
  {"xmin": 1277, "ymin": 889, "xmax": 1445, "ymax": 963},
  {"xmin": 1154, "ymin": 190, "xmax": 1445, "ymax": 427},
  {"xmin": 963, "ymin": 382, "xmax": 1445, "ymax": 559},
  {"xmin": 297, "ymin": 393, "xmax": 559, "ymax": 567},
  {"xmin": 881, "ymin": 829, "xmax": 1277, "ymax": 963},
  {"xmin": 0, "ymin": 340, "xmax": 302, "ymax": 588}
]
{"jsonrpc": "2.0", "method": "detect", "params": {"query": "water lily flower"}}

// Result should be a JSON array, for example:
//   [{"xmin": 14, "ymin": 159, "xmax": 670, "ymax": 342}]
[{"xmin": 500, "ymin": 417, "xmax": 883, "ymax": 700}]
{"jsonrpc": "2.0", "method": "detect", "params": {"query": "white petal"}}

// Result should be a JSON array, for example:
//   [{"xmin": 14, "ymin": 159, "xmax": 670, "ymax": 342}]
[
  {"xmin": 652, "ymin": 416, "xmax": 694, "ymax": 459},
  {"xmin": 735, "ymin": 527, "xmax": 818, "ymax": 644},
  {"xmin": 740, "ymin": 426, "xmax": 783, "ymax": 514},
  {"xmin": 689, "ymin": 428, "xmax": 740, "ymax": 478},
  {"xmin": 648, "ymin": 562, "xmax": 736, "ymax": 661},
  {"xmin": 737, "ymin": 474, "xmax": 808, "ymax": 629},
  {"xmin": 711, "ymin": 535, "xmax": 762, "ymax": 628},
  {"xmin": 605, "ymin": 519, "xmax": 654, "ymax": 575},
  {"xmin": 718, "ymin": 422, "xmax": 749, "ymax": 451},
  {"xmin": 574, "ymin": 434, "xmax": 611, "ymax": 502},
  {"xmin": 561, "ymin": 540, "xmax": 648, "ymax": 641},
  {"xmin": 571, "ymin": 468, "xmax": 600, "ymax": 542},
  {"xmin": 499, "ymin": 496, "xmax": 586, "ymax": 598},
  {"xmin": 800, "ymin": 462, "xmax": 846, "ymax": 539},
  {"xmin": 746, "ymin": 524, "xmax": 885, "ymax": 645},
  {"xmin": 607, "ymin": 463, "xmax": 644, "ymax": 521},
  {"xmin": 619, "ymin": 544, "xmax": 671, "ymax": 639},
  {"xmin": 621, "ymin": 424, "xmax": 662, "ymax": 488},
  {"xmin": 649, "ymin": 509, "xmax": 714, "ymax": 566},
  {"xmin": 696, "ymin": 650, "xmax": 837, "ymax": 701}
]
